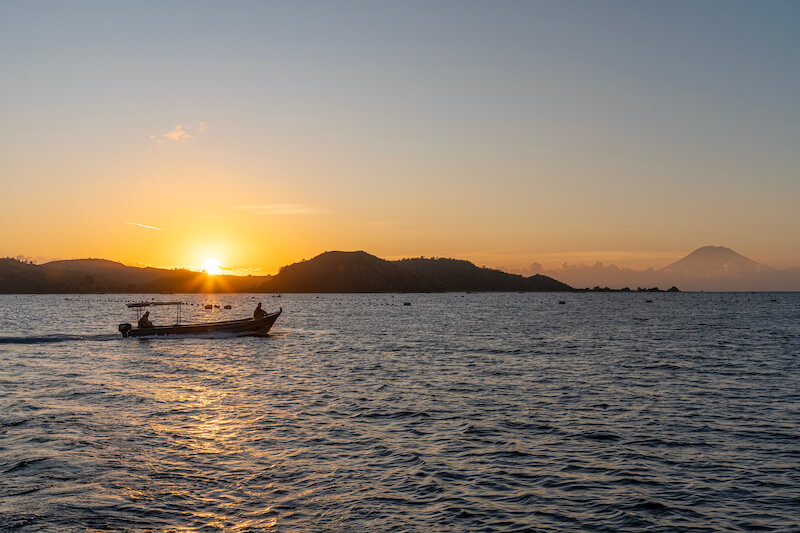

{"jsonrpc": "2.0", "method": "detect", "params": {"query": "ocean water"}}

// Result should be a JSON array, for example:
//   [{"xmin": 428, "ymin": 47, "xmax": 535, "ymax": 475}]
[{"xmin": 0, "ymin": 292, "xmax": 798, "ymax": 532}]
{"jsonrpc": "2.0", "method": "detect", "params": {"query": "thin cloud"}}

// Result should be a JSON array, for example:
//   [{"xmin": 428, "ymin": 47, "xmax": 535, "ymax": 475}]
[
  {"xmin": 235, "ymin": 203, "xmax": 321, "ymax": 215},
  {"xmin": 166, "ymin": 125, "xmax": 191, "ymax": 141},
  {"xmin": 150, "ymin": 121, "xmax": 208, "ymax": 143},
  {"xmin": 126, "ymin": 222, "xmax": 164, "ymax": 231}
]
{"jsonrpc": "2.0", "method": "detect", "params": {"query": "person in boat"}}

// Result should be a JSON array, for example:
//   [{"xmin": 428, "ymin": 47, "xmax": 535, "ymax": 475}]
[
  {"xmin": 138, "ymin": 311, "xmax": 154, "ymax": 329},
  {"xmin": 253, "ymin": 302, "xmax": 267, "ymax": 319}
]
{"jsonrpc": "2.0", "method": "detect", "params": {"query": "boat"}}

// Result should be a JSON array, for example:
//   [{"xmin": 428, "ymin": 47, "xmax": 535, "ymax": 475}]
[{"xmin": 118, "ymin": 301, "xmax": 281, "ymax": 338}]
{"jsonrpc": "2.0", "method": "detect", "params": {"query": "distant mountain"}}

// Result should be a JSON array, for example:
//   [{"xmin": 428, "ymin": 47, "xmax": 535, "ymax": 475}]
[
  {"xmin": 660, "ymin": 246, "xmax": 766, "ymax": 276},
  {"xmin": 259, "ymin": 251, "xmax": 572, "ymax": 292},
  {"xmin": 529, "ymin": 245, "xmax": 799, "ymax": 291},
  {"xmin": 0, "ymin": 252, "xmax": 572, "ymax": 293},
  {"xmin": 0, "ymin": 258, "xmax": 269, "ymax": 294}
]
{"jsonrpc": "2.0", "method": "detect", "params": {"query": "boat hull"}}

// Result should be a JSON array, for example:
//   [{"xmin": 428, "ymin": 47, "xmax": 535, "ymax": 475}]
[{"xmin": 120, "ymin": 309, "xmax": 281, "ymax": 338}]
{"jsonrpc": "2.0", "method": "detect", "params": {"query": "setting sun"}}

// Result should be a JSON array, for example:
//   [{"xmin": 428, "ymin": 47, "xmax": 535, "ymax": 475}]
[{"xmin": 200, "ymin": 257, "xmax": 223, "ymax": 275}]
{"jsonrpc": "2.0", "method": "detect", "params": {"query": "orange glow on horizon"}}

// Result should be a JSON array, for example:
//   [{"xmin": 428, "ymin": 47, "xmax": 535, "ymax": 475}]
[{"xmin": 200, "ymin": 257, "xmax": 223, "ymax": 275}]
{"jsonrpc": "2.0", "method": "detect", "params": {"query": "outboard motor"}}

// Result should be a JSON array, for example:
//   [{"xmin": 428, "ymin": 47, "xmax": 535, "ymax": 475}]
[{"xmin": 119, "ymin": 323, "xmax": 132, "ymax": 338}]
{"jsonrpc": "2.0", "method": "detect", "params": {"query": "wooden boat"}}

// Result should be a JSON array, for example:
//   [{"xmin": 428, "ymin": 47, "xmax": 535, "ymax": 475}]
[{"xmin": 118, "ymin": 301, "xmax": 281, "ymax": 338}]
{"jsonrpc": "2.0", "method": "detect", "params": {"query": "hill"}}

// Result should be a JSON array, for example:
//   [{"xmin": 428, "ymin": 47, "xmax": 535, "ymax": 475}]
[
  {"xmin": 0, "ymin": 258, "xmax": 269, "ymax": 294},
  {"xmin": 259, "ymin": 251, "xmax": 572, "ymax": 292},
  {"xmin": 0, "ymin": 258, "xmax": 87, "ymax": 293},
  {"xmin": 0, "ymin": 252, "xmax": 572, "ymax": 294}
]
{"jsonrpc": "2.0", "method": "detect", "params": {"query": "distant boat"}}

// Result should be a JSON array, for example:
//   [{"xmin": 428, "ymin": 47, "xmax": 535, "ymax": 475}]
[{"xmin": 118, "ymin": 301, "xmax": 281, "ymax": 338}]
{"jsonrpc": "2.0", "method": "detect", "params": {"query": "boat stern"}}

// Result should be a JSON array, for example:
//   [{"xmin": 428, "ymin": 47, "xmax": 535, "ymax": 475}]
[{"xmin": 119, "ymin": 323, "xmax": 132, "ymax": 338}]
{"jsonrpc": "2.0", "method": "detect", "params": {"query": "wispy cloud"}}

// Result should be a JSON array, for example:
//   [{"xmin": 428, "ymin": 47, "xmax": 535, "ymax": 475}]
[
  {"xmin": 235, "ymin": 203, "xmax": 321, "ymax": 215},
  {"xmin": 149, "ymin": 121, "xmax": 208, "ymax": 143},
  {"xmin": 126, "ymin": 221, "xmax": 164, "ymax": 231}
]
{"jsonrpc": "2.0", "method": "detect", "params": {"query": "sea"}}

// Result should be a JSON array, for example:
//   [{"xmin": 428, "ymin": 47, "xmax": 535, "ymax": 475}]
[{"xmin": 0, "ymin": 292, "xmax": 798, "ymax": 532}]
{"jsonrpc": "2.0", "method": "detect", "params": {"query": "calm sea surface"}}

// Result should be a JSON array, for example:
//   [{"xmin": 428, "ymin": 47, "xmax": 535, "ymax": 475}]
[{"xmin": 0, "ymin": 293, "xmax": 798, "ymax": 532}]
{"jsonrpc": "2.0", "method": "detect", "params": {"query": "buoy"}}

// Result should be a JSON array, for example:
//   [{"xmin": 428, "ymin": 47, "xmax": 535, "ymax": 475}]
[
  {"xmin": 223, "ymin": 304, "xmax": 232, "ymax": 309},
  {"xmin": 204, "ymin": 304, "xmax": 212, "ymax": 309},
  {"xmin": 558, "ymin": 301, "xmax": 566, "ymax": 305},
  {"xmin": 403, "ymin": 302, "xmax": 411, "ymax": 306}
]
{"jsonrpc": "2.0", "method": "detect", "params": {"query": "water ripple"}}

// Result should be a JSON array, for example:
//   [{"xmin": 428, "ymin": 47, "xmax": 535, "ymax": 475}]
[{"xmin": 0, "ymin": 293, "xmax": 798, "ymax": 531}]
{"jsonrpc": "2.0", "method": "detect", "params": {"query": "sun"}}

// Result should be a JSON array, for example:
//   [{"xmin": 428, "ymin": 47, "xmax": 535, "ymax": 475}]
[{"xmin": 200, "ymin": 257, "xmax": 223, "ymax": 275}]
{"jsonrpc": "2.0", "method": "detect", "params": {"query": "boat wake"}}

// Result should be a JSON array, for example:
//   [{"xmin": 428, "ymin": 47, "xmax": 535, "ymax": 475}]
[
  {"xmin": 0, "ymin": 333, "xmax": 120, "ymax": 344},
  {"xmin": 0, "ymin": 331, "xmax": 275, "ymax": 344}
]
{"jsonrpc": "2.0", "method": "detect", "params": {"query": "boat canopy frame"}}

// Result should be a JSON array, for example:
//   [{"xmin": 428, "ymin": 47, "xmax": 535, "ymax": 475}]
[{"xmin": 127, "ymin": 301, "xmax": 183, "ymax": 324}]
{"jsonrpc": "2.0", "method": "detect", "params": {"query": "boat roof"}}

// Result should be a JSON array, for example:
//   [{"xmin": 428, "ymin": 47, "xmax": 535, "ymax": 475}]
[{"xmin": 127, "ymin": 301, "xmax": 183, "ymax": 308}]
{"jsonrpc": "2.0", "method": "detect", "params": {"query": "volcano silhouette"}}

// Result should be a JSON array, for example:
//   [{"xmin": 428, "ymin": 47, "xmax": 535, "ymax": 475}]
[{"xmin": 661, "ymin": 246, "xmax": 765, "ymax": 277}]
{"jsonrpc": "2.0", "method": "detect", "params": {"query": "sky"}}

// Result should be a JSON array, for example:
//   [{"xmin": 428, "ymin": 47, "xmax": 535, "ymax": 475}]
[{"xmin": 1, "ymin": 1, "xmax": 798, "ymax": 275}]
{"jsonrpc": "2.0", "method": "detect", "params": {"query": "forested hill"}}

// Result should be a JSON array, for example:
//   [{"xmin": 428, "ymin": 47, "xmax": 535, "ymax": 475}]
[
  {"xmin": 0, "ymin": 253, "xmax": 573, "ymax": 293},
  {"xmin": 0, "ymin": 258, "xmax": 267, "ymax": 293},
  {"xmin": 258, "ymin": 251, "xmax": 573, "ymax": 292}
]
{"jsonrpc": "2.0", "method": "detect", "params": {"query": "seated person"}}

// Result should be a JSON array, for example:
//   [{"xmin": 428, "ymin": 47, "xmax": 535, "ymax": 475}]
[
  {"xmin": 253, "ymin": 302, "xmax": 267, "ymax": 319},
  {"xmin": 138, "ymin": 310, "xmax": 154, "ymax": 329}
]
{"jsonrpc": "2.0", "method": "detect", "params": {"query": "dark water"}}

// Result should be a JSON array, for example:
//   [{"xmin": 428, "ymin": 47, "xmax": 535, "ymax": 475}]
[{"xmin": 0, "ymin": 293, "xmax": 798, "ymax": 532}]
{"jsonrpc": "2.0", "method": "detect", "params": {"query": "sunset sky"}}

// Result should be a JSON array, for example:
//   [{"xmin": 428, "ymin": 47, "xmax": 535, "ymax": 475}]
[{"xmin": 1, "ymin": 1, "xmax": 798, "ymax": 274}]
